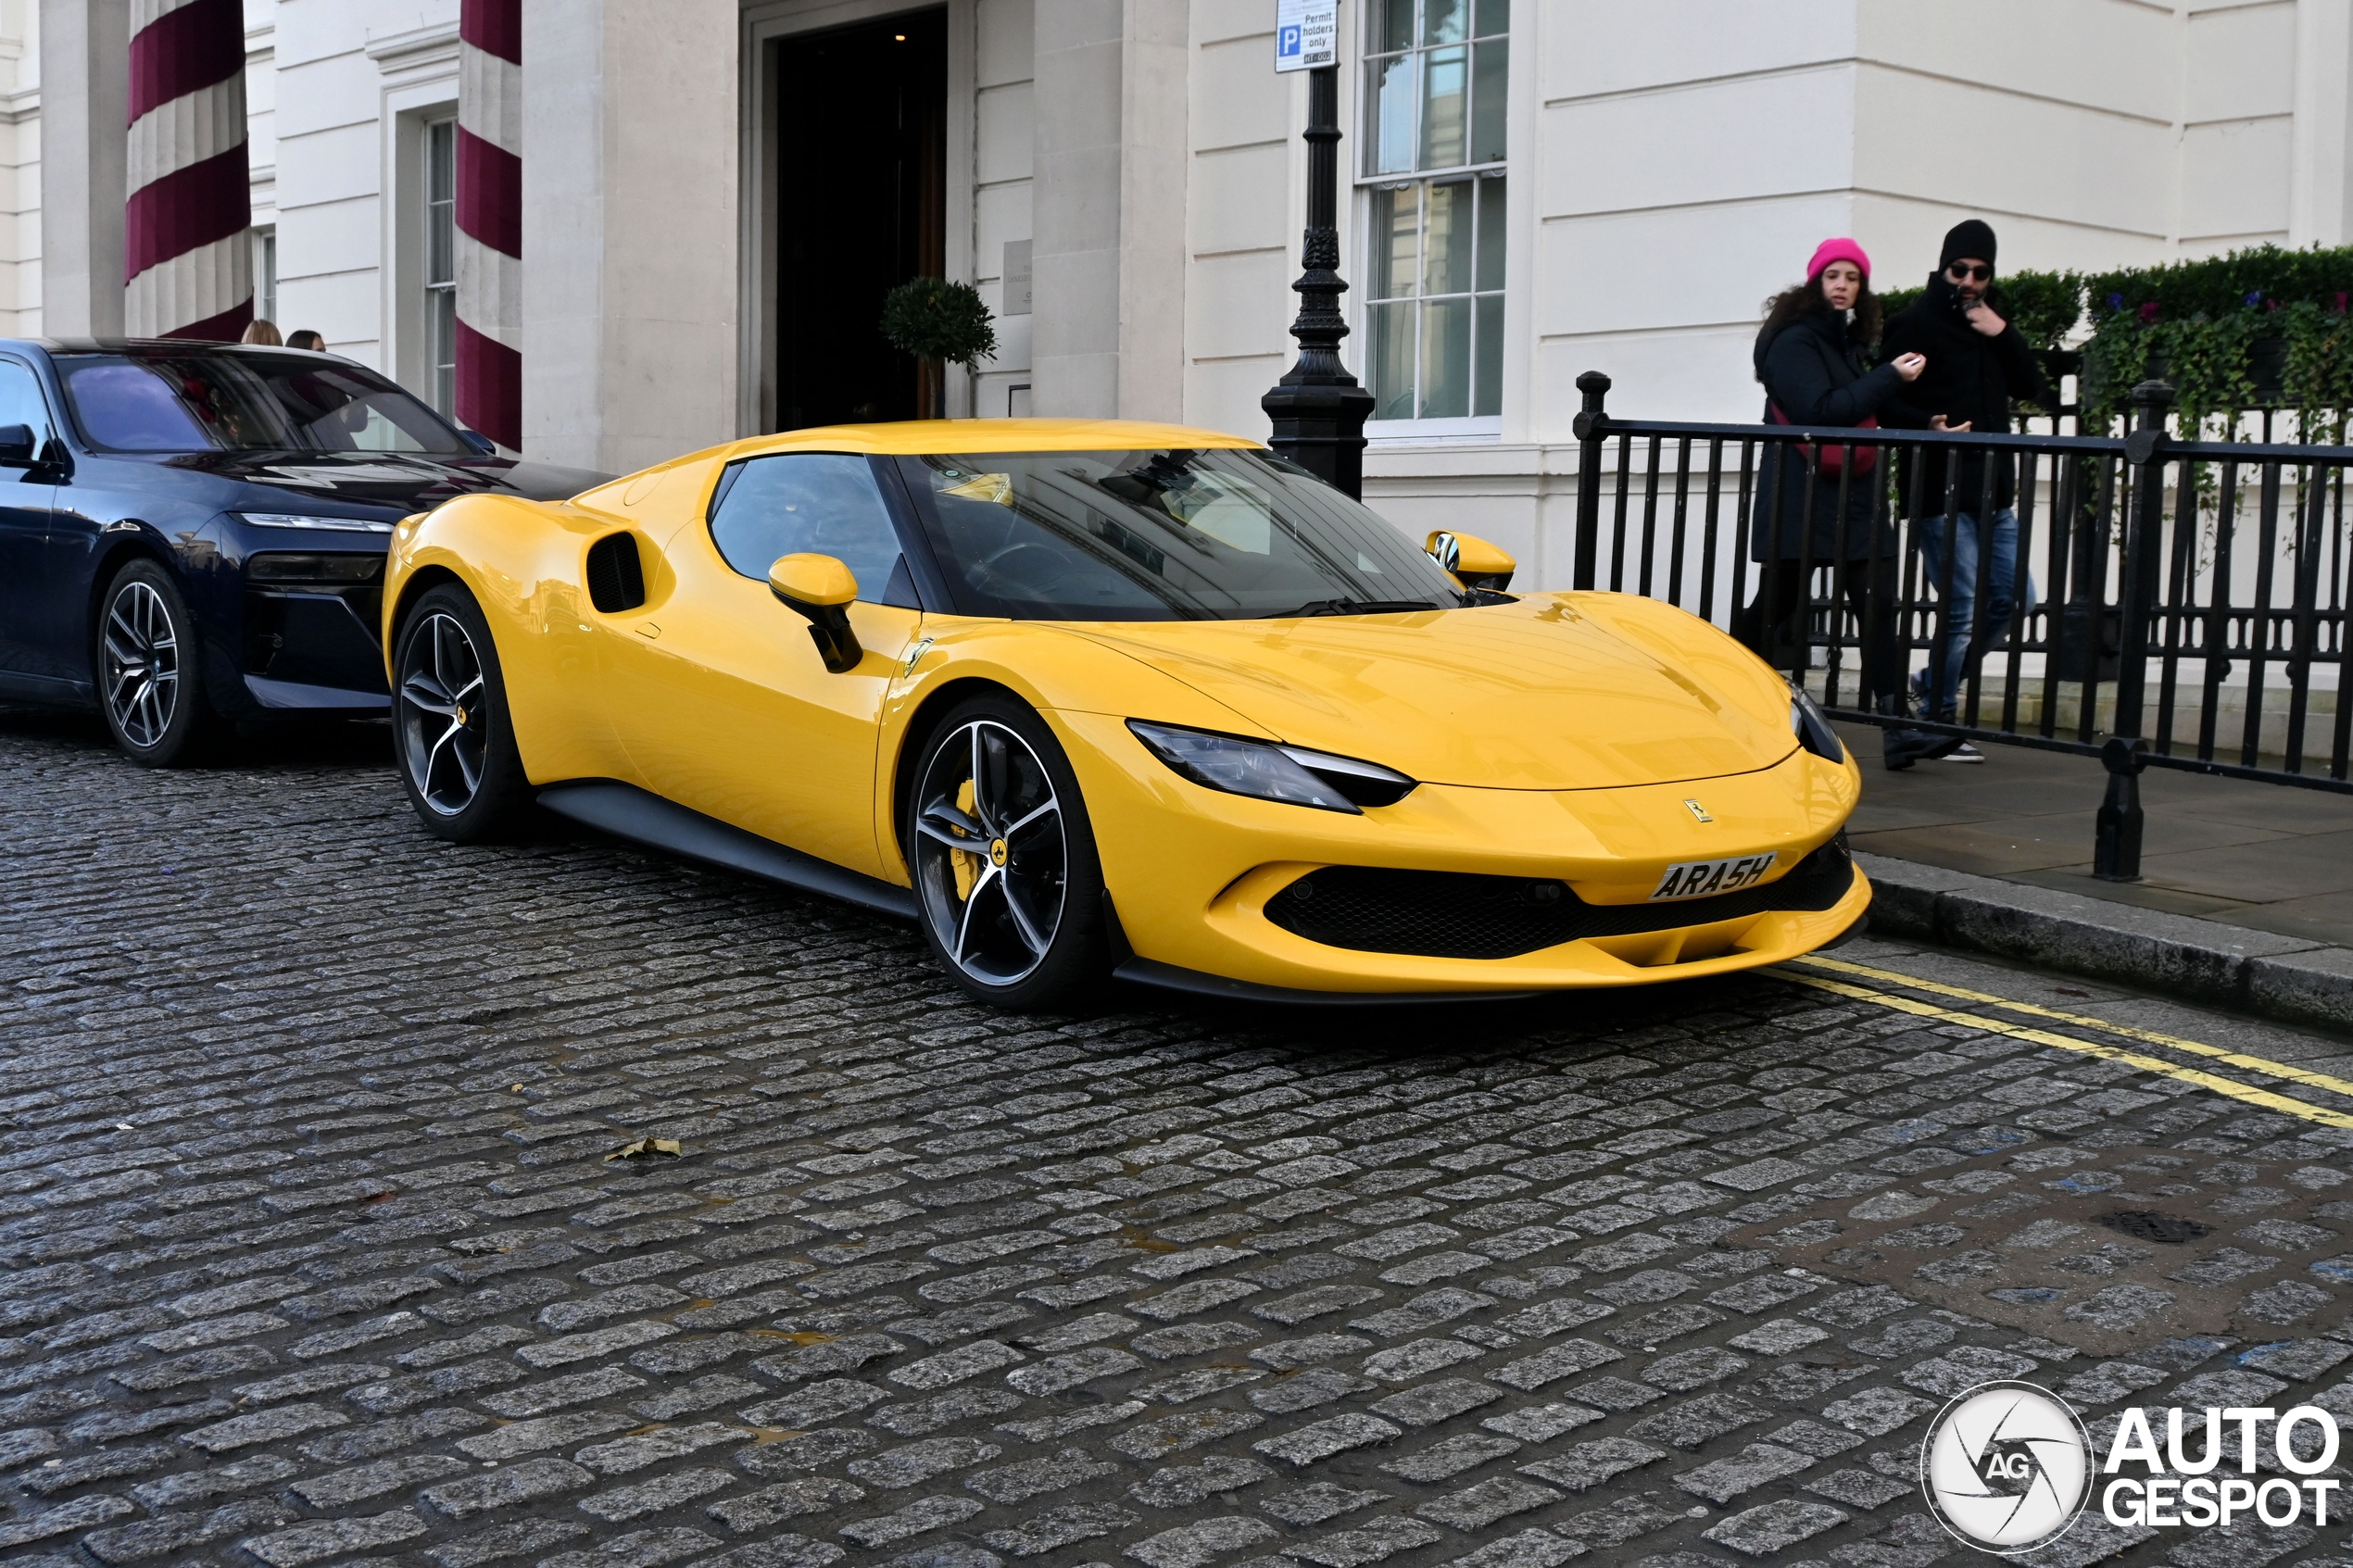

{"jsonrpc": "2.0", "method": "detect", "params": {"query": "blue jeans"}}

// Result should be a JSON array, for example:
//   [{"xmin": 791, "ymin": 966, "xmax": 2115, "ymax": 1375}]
[{"xmin": 1917, "ymin": 509, "xmax": 2033, "ymax": 720}]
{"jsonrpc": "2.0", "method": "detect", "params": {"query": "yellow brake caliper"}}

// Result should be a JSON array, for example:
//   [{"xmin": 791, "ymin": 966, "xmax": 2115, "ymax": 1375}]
[{"xmin": 950, "ymin": 778, "xmax": 980, "ymax": 902}]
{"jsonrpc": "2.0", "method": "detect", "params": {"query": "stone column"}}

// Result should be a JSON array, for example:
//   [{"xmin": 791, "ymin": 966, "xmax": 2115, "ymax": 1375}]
[
  {"xmin": 1029, "ymin": 0, "xmax": 1187, "ymax": 420},
  {"xmin": 521, "ymin": 0, "xmax": 737, "ymax": 475},
  {"xmin": 458, "ymin": 0, "xmax": 522, "ymax": 451},
  {"xmin": 124, "ymin": 0, "xmax": 253, "ymax": 338},
  {"xmin": 39, "ymin": 0, "xmax": 129, "ymax": 337}
]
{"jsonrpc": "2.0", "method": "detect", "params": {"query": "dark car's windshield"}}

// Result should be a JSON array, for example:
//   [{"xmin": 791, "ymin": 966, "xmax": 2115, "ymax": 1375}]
[
  {"xmin": 893, "ymin": 447, "xmax": 1470, "ymax": 621},
  {"xmin": 55, "ymin": 349, "xmax": 471, "ymax": 456}
]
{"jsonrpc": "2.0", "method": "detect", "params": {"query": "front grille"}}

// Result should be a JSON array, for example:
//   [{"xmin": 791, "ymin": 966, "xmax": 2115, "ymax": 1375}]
[{"xmin": 1264, "ymin": 836, "xmax": 1856, "ymax": 960}]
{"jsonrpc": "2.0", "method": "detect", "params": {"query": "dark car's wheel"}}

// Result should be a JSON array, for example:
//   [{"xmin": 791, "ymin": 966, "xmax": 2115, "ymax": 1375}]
[
  {"xmin": 392, "ymin": 583, "xmax": 532, "ymax": 842},
  {"xmin": 908, "ymin": 696, "xmax": 1110, "ymax": 1010},
  {"xmin": 96, "ymin": 559, "xmax": 219, "ymax": 767}
]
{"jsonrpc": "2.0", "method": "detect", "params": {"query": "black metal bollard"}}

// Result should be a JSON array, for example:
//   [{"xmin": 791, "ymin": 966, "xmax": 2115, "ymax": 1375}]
[
  {"xmin": 2094, "ymin": 736, "xmax": 2148, "ymax": 881},
  {"xmin": 1570, "ymin": 371, "xmax": 1611, "ymax": 591}
]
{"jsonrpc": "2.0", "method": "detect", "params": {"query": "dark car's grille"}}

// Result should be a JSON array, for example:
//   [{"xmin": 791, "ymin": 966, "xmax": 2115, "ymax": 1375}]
[{"xmin": 1265, "ymin": 836, "xmax": 1856, "ymax": 960}]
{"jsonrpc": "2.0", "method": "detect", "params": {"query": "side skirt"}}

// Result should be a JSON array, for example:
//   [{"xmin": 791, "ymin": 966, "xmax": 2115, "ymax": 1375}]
[{"xmin": 536, "ymin": 780, "xmax": 920, "ymax": 922}]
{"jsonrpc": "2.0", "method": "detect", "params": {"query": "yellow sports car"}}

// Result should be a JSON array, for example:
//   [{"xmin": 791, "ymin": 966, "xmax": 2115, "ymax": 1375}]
[{"xmin": 381, "ymin": 418, "xmax": 1866, "ymax": 1010}]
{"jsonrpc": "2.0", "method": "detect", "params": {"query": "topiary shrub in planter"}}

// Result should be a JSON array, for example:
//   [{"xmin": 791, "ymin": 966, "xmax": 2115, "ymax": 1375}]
[{"xmin": 881, "ymin": 277, "xmax": 1000, "ymax": 419}]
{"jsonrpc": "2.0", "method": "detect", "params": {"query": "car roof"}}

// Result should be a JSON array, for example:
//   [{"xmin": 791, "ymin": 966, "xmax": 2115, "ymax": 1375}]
[
  {"xmin": 721, "ymin": 418, "xmax": 1265, "ymax": 458},
  {"xmin": 0, "ymin": 337, "xmax": 346, "ymax": 359}
]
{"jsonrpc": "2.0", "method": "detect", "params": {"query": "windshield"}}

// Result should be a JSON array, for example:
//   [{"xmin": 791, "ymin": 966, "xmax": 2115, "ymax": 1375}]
[
  {"xmin": 894, "ymin": 447, "xmax": 1470, "ymax": 621},
  {"xmin": 56, "ymin": 350, "xmax": 471, "ymax": 456}
]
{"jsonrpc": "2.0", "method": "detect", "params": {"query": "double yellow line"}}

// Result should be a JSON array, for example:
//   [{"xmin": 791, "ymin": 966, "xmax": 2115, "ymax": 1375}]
[{"xmin": 1778, "ymin": 954, "xmax": 2353, "ymax": 1132}]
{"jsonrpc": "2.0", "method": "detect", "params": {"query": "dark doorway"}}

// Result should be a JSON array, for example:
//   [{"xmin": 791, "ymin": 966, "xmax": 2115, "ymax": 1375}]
[{"xmin": 773, "ymin": 9, "xmax": 947, "ymax": 430}]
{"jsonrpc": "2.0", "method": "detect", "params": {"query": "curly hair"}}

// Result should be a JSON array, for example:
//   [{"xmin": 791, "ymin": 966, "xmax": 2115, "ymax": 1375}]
[{"xmin": 1760, "ymin": 271, "xmax": 1881, "ymax": 353}]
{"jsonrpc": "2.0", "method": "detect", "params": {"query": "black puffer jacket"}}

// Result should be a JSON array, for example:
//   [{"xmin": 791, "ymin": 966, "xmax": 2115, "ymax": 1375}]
[
  {"xmin": 1749, "ymin": 307, "xmax": 1921, "ymax": 562},
  {"xmin": 1879, "ymin": 274, "xmax": 2051, "ymax": 518}
]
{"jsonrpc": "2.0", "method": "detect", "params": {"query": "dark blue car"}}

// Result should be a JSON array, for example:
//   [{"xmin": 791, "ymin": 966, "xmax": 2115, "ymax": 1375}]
[{"xmin": 0, "ymin": 339, "xmax": 603, "ymax": 764}]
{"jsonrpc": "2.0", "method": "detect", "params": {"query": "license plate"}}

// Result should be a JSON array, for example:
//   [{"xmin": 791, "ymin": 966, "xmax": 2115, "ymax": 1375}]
[{"xmin": 1650, "ymin": 853, "xmax": 1776, "ymax": 901}]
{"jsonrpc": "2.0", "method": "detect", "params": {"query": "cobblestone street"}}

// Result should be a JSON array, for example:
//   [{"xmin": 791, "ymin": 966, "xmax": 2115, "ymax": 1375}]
[{"xmin": 4, "ymin": 711, "xmax": 2352, "ymax": 1568}]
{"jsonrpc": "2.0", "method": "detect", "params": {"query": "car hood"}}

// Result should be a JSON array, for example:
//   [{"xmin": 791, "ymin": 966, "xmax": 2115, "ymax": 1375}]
[
  {"xmin": 158, "ymin": 449, "xmax": 608, "ymax": 514},
  {"xmin": 1066, "ymin": 592, "xmax": 1800, "ymax": 791}
]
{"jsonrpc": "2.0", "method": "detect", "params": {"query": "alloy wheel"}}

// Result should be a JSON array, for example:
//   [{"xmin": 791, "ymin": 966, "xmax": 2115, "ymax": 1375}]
[
  {"xmin": 396, "ymin": 612, "xmax": 489, "ymax": 816},
  {"xmin": 912, "ymin": 719, "xmax": 1068, "ymax": 985},
  {"xmin": 102, "ymin": 580, "xmax": 179, "ymax": 750}
]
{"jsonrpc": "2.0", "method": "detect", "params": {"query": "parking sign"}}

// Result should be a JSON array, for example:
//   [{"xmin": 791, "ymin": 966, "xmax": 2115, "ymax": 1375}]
[{"xmin": 1276, "ymin": 0, "xmax": 1338, "ymax": 72}]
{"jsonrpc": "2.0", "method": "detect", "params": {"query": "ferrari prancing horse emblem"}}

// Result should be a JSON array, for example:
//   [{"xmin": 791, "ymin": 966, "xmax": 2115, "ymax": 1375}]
[{"xmin": 1684, "ymin": 799, "xmax": 1713, "ymax": 823}]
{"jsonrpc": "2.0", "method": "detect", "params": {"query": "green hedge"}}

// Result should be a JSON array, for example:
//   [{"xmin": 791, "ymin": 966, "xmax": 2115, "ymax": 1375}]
[{"xmin": 1874, "ymin": 244, "xmax": 2353, "ymax": 433}]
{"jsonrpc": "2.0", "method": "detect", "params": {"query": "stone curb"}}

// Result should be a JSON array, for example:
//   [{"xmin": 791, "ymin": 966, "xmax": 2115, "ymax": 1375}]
[{"xmin": 1855, "ymin": 850, "xmax": 2353, "ymax": 1035}]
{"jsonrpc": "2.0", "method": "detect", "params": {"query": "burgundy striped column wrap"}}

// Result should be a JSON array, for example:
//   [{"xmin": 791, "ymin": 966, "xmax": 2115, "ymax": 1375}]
[
  {"xmin": 126, "ymin": 0, "xmax": 253, "ymax": 340},
  {"xmin": 457, "ymin": 0, "xmax": 522, "ymax": 451}
]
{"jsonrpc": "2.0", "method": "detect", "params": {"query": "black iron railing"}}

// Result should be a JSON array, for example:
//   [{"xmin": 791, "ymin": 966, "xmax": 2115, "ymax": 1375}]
[{"xmin": 1569, "ymin": 371, "xmax": 2353, "ymax": 880}]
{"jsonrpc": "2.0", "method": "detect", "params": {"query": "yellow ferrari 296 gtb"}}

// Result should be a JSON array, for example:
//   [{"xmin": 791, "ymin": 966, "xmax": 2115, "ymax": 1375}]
[{"xmin": 380, "ymin": 419, "xmax": 1868, "ymax": 1010}]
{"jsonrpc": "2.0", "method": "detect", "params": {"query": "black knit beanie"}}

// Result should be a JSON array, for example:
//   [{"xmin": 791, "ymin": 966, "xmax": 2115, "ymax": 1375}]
[{"xmin": 1940, "ymin": 219, "xmax": 1997, "ymax": 271}]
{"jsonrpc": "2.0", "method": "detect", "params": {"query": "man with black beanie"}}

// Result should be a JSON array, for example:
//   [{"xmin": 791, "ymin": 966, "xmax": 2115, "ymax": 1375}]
[{"xmin": 1880, "ymin": 219, "xmax": 2051, "ymax": 761}]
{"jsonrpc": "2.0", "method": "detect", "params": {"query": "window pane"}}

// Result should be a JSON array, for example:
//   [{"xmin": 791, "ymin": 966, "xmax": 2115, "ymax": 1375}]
[
  {"xmin": 1368, "ymin": 302, "xmax": 1416, "ymax": 421},
  {"xmin": 1367, "ymin": 55, "xmax": 1416, "ymax": 175},
  {"xmin": 1475, "ymin": 175, "xmax": 1506, "ymax": 292},
  {"xmin": 1377, "ymin": 0, "xmax": 1415, "ymax": 53},
  {"xmin": 0, "ymin": 359, "xmax": 56, "ymax": 445},
  {"xmin": 432, "ymin": 289, "xmax": 456, "ymax": 416},
  {"xmin": 1471, "ymin": 40, "xmax": 1508, "ymax": 164},
  {"xmin": 427, "ymin": 122, "xmax": 455, "ymax": 287},
  {"xmin": 1475, "ymin": 294, "xmax": 1504, "ymax": 417},
  {"xmin": 1369, "ymin": 184, "xmax": 1418, "ymax": 300},
  {"xmin": 1423, "ymin": 0, "xmax": 1467, "ymax": 44},
  {"xmin": 1475, "ymin": 0, "xmax": 1509, "ymax": 36},
  {"xmin": 711, "ymin": 453, "xmax": 905, "ymax": 600},
  {"xmin": 1420, "ymin": 45, "xmax": 1467, "ymax": 169},
  {"xmin": 1424, "ymin": 180, "xmax": 1471, "ymax": 297},
  {"xmin": 1419, "ymin": 297, "xmax": 1470, "ymax": 419}
]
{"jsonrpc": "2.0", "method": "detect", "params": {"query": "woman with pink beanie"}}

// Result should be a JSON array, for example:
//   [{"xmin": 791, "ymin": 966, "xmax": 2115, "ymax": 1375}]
[{"xmin": 1739, "ymin": 238, "xmax": 1949, "ymax": 768}]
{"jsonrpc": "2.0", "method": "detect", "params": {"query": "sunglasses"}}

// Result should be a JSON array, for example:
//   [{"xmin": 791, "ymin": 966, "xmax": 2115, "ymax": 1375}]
[{"xmin": 1946, "ymin": 263, "xmax": 1992, "ymax": 282}]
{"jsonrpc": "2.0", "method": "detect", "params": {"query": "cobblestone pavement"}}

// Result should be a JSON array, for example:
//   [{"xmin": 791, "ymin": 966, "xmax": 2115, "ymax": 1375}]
[{"xmin": 3, "ymin": 711, "xmax": 2352, "ymax": 1568}]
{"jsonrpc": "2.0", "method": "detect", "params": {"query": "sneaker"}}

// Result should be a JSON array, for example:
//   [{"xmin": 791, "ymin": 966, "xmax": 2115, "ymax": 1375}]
[{"xmin": 1937, "ymin": 742, "xmax": 1985, "ymax": 763}]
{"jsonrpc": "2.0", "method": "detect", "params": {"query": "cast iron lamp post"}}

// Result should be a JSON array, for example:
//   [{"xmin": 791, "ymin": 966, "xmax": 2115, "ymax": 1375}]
[{"xmin": 1263, "ymin": 64, "xmax": 1375, "ymax": 500}]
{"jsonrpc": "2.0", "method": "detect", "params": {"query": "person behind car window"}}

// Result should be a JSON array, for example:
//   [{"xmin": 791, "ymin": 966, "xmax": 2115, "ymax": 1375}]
[
  {"xmin": 286, "ymin": 330, "xmax": 326, "ymax": 352},
  {"xmin": 1743, "ymin": 237, "xmax": 1948, "ymax": 770},
  {"xmin": 241, "ymin": 320, "xmax": 283, "ymax": 346}
]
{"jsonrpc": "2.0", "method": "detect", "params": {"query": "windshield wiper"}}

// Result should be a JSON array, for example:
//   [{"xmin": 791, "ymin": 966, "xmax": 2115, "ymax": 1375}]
[{"xmin": 1277, "ymin": 597, "xmax": 1447, "ymax": 618}]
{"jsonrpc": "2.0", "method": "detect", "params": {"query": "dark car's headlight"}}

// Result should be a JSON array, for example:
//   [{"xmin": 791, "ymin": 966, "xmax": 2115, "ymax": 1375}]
[
  {"xmin": 248, "ymin": 553, "xmax": 384, "ymax": 584},
  {"xmin": 1126, "ymin": 721, "xmax": 1416, "ymax": 813},
  {"xmin": 1792, "ymin": 686, "xmax": 1844, "ymax": 763}
]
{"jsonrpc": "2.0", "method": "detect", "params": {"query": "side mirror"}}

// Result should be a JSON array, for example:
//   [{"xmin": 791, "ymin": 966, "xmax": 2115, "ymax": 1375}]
[
  {"xmin": 0, "ymin": 424, "xmax": 36, "ymax": 467},
  {"xmin": 769, "ymin": 552, "xmax": 862, "ymax": 673},
  {"xmin": 1427, "ymin": 529, "xmax": 1516, "ymax": 592},
  {"xmin": 458, "ymin": 428, "xmax": 497, "ymax": 457}
]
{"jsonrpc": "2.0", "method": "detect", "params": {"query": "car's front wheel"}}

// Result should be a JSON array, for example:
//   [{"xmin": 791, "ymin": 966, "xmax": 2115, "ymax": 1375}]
[
  {"xmin": 96, "ymin": 558, "xmax": 219, "ymax": 767},
  {"xmin": 391, "ymin": 583, "xmax": 532, "ymax": 842},
  {"xmin": 907, "ymin": 696, "xmax": 1110, "ymax": 1010}
]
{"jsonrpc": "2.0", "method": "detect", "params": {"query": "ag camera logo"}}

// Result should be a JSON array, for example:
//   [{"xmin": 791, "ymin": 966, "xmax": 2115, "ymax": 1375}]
[{"xmin": 1920, "ymin": 1382, "xmax": 2092, "ymax": 1554}]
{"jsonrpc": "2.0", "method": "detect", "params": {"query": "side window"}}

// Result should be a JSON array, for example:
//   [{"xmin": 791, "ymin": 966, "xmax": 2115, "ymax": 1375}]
[
  {"xmin": 708, "ymin": 453, "xmax": 909, "ymax": 605},
  {"xmin": 0, "ymin": 360, "xmax": 58, "ymax": 448}
]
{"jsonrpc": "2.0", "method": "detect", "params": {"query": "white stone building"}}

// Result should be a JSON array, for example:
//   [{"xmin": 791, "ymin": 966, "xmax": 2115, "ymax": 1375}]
[{"xmin": 9, "ymin": 0, "xmax": 2352, "ymax": 589}]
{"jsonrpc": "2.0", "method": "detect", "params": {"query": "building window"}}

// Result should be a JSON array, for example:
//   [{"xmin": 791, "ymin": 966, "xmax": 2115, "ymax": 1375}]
[
  {"xmin": 253, "ymin": 229, "xmax": 276, "ymax": 328},
  {"xmin": 1362, "ymin": 0, "xmax": 1507, "ymax": 424},
  {"xmin": 425, "ymin": 117, "xmax": 457, "ymax": 415}
]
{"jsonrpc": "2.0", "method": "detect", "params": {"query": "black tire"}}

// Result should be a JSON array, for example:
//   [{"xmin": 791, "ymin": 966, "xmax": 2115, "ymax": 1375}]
[
  {"xmin": 390, "ymin": 583, "xmax": 534, "ymax": 843},
  {"xmin": 905, "ymin": 694, "xmax": 1110, "ymax": 1011},
  {"xmin": 95, "ymin": 558, "xmax": 220, "ymax": 767}
]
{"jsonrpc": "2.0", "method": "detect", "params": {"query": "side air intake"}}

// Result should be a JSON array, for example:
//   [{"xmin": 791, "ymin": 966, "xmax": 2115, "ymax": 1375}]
[{"xmin": 585, "ymin": 532, "xmax": 647, "ymax": 613}]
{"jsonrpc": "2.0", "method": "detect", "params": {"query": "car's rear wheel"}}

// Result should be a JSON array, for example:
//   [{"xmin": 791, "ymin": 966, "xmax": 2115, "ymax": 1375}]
[
  {"xmin": 96, "ymin": 559, "xmax": 219, "ymax": 767},
  {"xmin": 907, "ymin": 696, "xmax": 1109, "ymax": 1010},
  {"xmin": 392, "ymin": 583, "xmax": 532, "ymax": 842}
]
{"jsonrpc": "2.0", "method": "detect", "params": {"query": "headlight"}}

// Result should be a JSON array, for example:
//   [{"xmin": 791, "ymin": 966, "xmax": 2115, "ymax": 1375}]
[
  {"xmin": 237, "ymin": 511, "xmax": 395, "ymax": 534},
  {"xmin": 1791, "ymin": 686, "xmax": 1844, "ymax": 763},
  {"xmin": 1126, "ymin": 721, "xmax": 1416, "ymax": 813}
]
